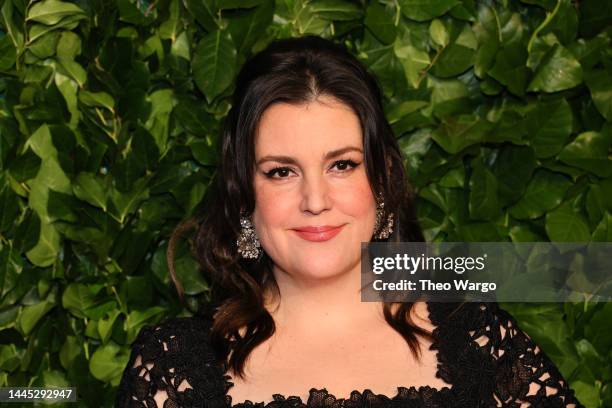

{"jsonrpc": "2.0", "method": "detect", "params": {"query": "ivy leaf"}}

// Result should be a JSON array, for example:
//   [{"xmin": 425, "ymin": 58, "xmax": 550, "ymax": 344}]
[
  {"xmin": 25, "ymin": 221, "xmax": 61, "ymax": 267},
  {"xmin": 0, "ymin": 248, "xmax": 22, "ymax": 304},
  {"xmin": 430, "ymin": 77, "xmax": 469, "ymax": 119},
  {"xmin": 541, "ymin": 0, "xmax": 578, "ymax": 45},
  {"xmin": 89, "ymin": 342, "xmax": 129, "ymax": 385},
  {"xmin": 520, "ymin": 0, "xmax": 557, "ymax": 9},
  {"xmin": 509, "ymin": 169, "xmax": 572, "ymax": 219},
  {"xmin": 0, "ymin": 181, "xmax": 21, "ymax": 233},
  {"xmin": 475, "ymin": 7, "xmax": 524, "ymax": 80},
  {"xmin": 488, "ymin": 42, "xmax": 528, "ymax": 97},
  {"xmin": 0, "ymin": 35, "xmax": 16, "ymax": 70},
  {"xmin": 62, "ymin": 284, "xmax": 99, "ymax": 318},
  {"xmin": 124, "ymin": 307, "xmax": 165, "ymax": 339},
  {"xmin": 117, "ymin": 0, "xmax": 153, "ymax": 25},
  {"xmin": 394, "ymin": 37, "xmax": 430, "ymax": 89},
  {"xmin": 455, "ymin": 221, "xmax": 503, "ymax": 241},
  {"xmin": 109, "ymin": 179, "xmax": 149, "ymax": 224},
  {"xmin": 192, "ymin": 30, "xmax": 237, "ymax": 104},
  {"xmin": 1, "ymin": 0, "xmax": 25, "ymax": 52},
  {"xmin": 586, "ymin": 179, "xmax": 612, "ymax": 225},
  {"xmin": 218, "ymin": 0, "xmax": 267, "ymax": 8},
  {"xmin": 227, "ymin": 0, "xmax": 274, "ymax": 55},
  {"xmin": 79, "ymin": 91, "xmax": 115, "ymax": 111},
  {"xmin": 439, "ymin": 166, "xmax": 465, "ymax": 188},
  {"xmin": 28, "ymin": 31, "xmax": 59, "ymax": 59},
  {"xmin": 56, "ymin": 31, "xmax": 81, "ymax": 59},
  {"xmin": 399, "ymin": 0, "xmax": 460, "ymax": 22},
  {"xmin": 492, "ymin": 146, "xmax": 537, "ymax": 205},
  {"xmin": 310, "ymin": 0, "xmax": 363, "ymax": 21},
  {"xmin": 432, "ymin": 43, "xmax": 475, "ymax": 77},
  {"xmin": 72, "ymin": 173, "xmax": 108, "ymax": 211},
  {"xmin": 557, "ymin": 131, "xmax": 612, "ymax": 177},
  {"xmin": 18, "ymin": 299, "xmax": 55, "ymax": 335},
  {"xmin": 144, "ymin": 89, "xmax": 175, "ymax": 156},
  {"xmin": 159, "ymin": 0, "xmax": 180, "ymax": 40},
  {"xmin": 432, "ymin": 22, "xmax": 477, "ymax": 78},
  {"xmin": 189, "ymin": 136, "xmax": 217, "ymax": 166},
  {"xmin": 592, "ymin": 212, "xmax": 612, "ymax": 242},
  {"xmin": 55, "ymin": 74, "xmax": 80, "ymax": 128},
  {"xmin": 183, "ymin": 0, "xmax": 218, "ymax": 31},
  {"xmin": 57, "ymin": 59, "xmax": 87, "ymax": 87},
  {"xmin": 584, "ymin": 69, "xmax": 612, "ymax": 121},
  {"xmin": 432, "ymin": 114, "xmax": 493, "ymax": 154},
  {"xmin": 26, "ymin": 0, "xmax": 86, "ymax": 25},
  {"xmin": 365, "ymin": 1, "xmax": 397, "ymax": 44},
  {"xmin": 429, "ymin": 19, "xmax": 449, "ymax": 47},
  {"xmin": 528, "ymin": 43, "xmax": 583, "ymax": 93},
  {"xmin": 12, "ymin": 210, "xmax": 41, "ymax": 254},
  {"xmin": 469, "ymin": 158, "xmax": 501, "ymax": 220},
  {"xmin": 545, "ymin": 202, "xmax": 591, "ymax": 242},
  {"xmin": 59, "ymin": 336, "xmax": 80, "ymax": 370},
  {"xmin": 525, "ymin": 99, "xmax": 573, "ymax": 158}
]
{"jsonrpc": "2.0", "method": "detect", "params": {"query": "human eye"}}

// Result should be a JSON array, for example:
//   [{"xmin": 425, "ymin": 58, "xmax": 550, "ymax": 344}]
[
  {"xmin": 263, "ymin": 166, "xmax": 296, "ymax": 179},
  {"xmin": 330, "ymin": 159, "xmax": 360, "ymax": 172}
]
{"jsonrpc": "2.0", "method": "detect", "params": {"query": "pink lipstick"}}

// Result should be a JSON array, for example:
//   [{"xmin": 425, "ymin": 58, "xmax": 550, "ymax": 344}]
[{"xmin": 292, "ymin": 225, "xmax": 344, "ymax": 242}]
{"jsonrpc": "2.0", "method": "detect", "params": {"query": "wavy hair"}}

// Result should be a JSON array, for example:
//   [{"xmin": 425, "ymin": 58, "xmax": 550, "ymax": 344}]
[{"xmin": 168, "ymin": 35, "xmax": 430, "ymax": 379}]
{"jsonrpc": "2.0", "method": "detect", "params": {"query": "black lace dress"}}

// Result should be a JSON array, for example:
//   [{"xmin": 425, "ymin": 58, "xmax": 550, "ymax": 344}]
[{"xmin": 114, "ymin": 302, "xmax": 583, "ymax": 408}]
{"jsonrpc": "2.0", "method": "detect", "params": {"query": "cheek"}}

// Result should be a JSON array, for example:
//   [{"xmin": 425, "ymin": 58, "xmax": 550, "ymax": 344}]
[
  {"xmin": 251, "ymin": 179, "xmax": 293, "ymax": 231},
  {"xmin": 332, "ymin": 178, "xmax": 376, "ymax": 221}
]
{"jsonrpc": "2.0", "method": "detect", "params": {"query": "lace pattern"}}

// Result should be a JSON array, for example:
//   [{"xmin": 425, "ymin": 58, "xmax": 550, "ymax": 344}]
[{"xmin": 114, "ymin": 302, "xmax": 584, "ymax": 408}]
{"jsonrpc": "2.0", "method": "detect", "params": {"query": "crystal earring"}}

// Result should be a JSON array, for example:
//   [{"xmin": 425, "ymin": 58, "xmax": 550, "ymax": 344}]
[
  {"xmin": 237, "ymin": 215, "xmax": 261, "ymax": 259},
  {"xmin": 374, "ymin": 193, "xmax": 394, "ymax": 240}
]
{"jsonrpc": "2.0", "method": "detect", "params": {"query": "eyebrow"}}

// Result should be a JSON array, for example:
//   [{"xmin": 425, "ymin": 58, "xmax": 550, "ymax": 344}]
[{"xmin": 256, "ymin": 146, "xmax": 363, "ymax": 166}]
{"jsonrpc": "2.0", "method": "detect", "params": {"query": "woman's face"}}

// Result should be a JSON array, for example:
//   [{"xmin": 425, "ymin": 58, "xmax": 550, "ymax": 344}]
[{"xmin": 252, "ymin": 95, "xmax": 377, "ymax": 281}]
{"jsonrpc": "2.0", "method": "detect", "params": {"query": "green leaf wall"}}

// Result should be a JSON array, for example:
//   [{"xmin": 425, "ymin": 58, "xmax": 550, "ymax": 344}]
[{"xmin": 0, "ymin": 0, "xmax": 611, "ymax": 406}]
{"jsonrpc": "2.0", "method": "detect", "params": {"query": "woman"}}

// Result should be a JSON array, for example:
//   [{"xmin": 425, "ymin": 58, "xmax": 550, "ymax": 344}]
[{"xmin": 115, "ymin": 35, "xmax": 582, "ymax": 408}]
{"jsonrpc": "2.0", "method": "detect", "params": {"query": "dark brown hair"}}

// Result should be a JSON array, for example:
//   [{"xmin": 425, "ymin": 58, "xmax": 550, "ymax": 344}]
[{"xmin": 168, "ymin": 35, "xmax": 430, "ymax": 379}]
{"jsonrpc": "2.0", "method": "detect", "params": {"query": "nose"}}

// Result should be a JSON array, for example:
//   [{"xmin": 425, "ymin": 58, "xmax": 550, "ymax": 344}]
[{"xmin": 299, "ymin": 173, "xmax": 331, "ymax": 215}]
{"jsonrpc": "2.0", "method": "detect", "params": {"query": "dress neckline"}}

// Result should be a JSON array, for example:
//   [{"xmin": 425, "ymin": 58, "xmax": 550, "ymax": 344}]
[{"xmin": 220, "ymin": 302, "xmax": 455, "ymax": 407}]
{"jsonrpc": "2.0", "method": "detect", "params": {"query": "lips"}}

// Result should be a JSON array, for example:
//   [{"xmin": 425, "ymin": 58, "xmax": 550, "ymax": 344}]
[{"xmin": 292, "ymin": 225, "xmax": 345, "ymax": 242}]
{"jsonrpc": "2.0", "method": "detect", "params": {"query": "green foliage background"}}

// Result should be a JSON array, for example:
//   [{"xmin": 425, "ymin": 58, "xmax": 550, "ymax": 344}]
[{"xmin": 0, "ymin": 0, "xmax": 611, "ymax": 406}]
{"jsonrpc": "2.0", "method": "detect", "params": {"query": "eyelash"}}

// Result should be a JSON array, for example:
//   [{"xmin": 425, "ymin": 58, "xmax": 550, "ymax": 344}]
[{"xmin": 263, "ymin": 160, "xmax": 360, "ymax": 179}]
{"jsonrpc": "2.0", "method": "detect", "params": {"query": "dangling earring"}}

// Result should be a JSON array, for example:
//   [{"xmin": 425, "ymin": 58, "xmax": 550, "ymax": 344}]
[
  {"xmin": 237, "ymin": 215, "xmax": 261, "ymax": 259},
  {"xmin": 374, "ymin": 193, "xmax": 394, "ymax": 240}
]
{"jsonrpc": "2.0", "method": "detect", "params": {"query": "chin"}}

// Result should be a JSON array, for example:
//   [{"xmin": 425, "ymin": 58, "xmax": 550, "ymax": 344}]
[{"xmin": 287, "ymin": 251, "xmax": 358, "ymax": 280}]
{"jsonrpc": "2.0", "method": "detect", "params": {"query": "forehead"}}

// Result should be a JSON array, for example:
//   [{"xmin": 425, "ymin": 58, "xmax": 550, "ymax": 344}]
[{"xmin": 254, "ymin": 96, "xmax": 363, "ymax": 156}]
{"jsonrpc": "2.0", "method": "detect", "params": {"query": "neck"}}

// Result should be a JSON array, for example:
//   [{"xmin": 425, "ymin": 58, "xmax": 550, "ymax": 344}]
[{"xmin": 263, "ymin": 261, "xmax": 385, "ymax": 334}]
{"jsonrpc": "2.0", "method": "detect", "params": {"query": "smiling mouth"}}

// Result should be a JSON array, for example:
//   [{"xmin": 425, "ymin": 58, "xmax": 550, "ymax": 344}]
[{"xmin": 291, "ymin": 225, "xmax": 345, "ymax": 242}]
